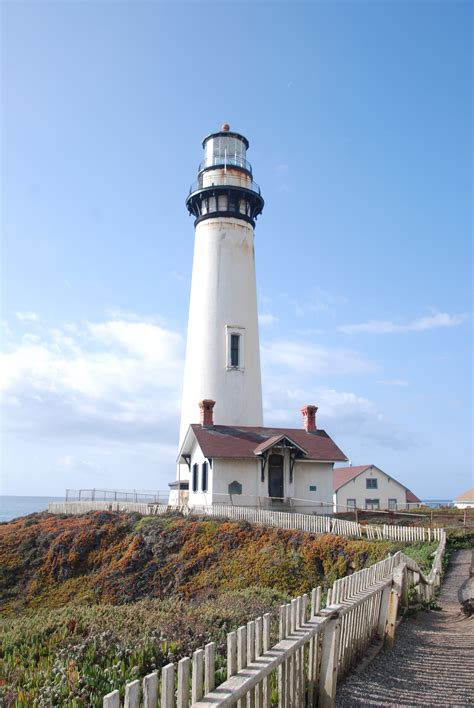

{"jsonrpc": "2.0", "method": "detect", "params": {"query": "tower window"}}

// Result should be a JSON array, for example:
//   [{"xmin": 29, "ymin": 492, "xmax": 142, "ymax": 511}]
[
  {"xmin": 202, "ymin": 462, "xmax": 208, "ymax": 492},
  {"xmin": 226, "ymin": 326, "xmax": 245, "ymax": 369},
  {"xmin": 192, "ymin": 463, "xmax": 198, "ymax": 492},
  {"xmin": 230, "ymin": 334, "xmax": 240, "ymax": 367}
]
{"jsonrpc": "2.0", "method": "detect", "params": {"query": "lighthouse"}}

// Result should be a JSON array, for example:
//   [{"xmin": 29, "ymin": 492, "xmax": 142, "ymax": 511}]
[
  {"xmin": 178, "ymin": 124, "xmax": 265, "ymax": 444},
  {"xmin": 171, "ymin": 126, "xmax": 348, "ymax": 510}
]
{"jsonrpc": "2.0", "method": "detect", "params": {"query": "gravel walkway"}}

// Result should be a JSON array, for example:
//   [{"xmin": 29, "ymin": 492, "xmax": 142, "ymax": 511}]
[{"xmin": 336, "ymin": 549, "xmax": 474, "ymax": 707}]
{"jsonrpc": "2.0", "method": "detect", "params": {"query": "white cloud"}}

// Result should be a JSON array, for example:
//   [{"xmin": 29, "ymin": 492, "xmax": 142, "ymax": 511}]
[
  {"xmin": 309, "ymin": 287, "xmax": 348, "ymax": 315},
  {"xmin": 263, "ymin": 384, "xmax": 417, "ymax": 451},
  {"xmin": 261, "ymin": 340, "xmax": 377, "ymax": 376},
  {"xmin": 377, "ymin": 378, "xmax": 409, "ymax": 387},
  {"xmin": 0, "ymin": 316, "xmax": 184, "ymax": 443},
  {"xmin": 56, "ymin": 455, "xmax": 105, "ymax": 476},
  {"xmin": 259, "ymin": 313, "xmax": 277, "ymax": 326},
  {"xmin": 15, "ymin": 311, "xmax": 38, "ymax": 322},
  {"xmin": 339, "ymin": 311, "xmax": 468, "ymax": 335}
]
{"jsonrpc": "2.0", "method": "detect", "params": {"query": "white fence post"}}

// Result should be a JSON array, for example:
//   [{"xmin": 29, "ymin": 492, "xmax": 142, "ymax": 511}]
[
  {"xmin": 124, "ymin": 680, "xmax": 140, "ymax": 708},
  {"xmin": 192, "ymin": 649, "xmax": 204, "ymax": 703},
  {"xmin": 143, "ymin": 672, "xmax": 158, "ymax": 708},
  {"xmin": 377, "ymin": 584, "xmax": 392, "ymax": 639},
  {"xmin": 204, "ymin": 642, "xmax": 216, "ymax": 694},
  {"xmin": 103, "ymin": 690, "xmax": 120, "ymax": 708},
  {"xmin": 318, "ymin": 607, "xmax": 342, "ymax": 708},
  {"xmin": 177, "ymin": 657, "xmax": 190, "ymax": 708},
  {"xmin": 161, "ymin": 663, "xmax": 175, "ymax": 708}
]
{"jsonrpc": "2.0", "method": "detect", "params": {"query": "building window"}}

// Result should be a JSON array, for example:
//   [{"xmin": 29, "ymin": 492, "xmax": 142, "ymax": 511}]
[
  {"xmin": 347, "ymin": 499, "xmax": 356, "ymax": 510},
  {"xmin": 309, "ymin": 485, "xmax": 317, "ymax": 492},
  {"xmin": 226, "ymin": 326, "xmax": 245, "ymax": 369},
  {"xmin": 365, "ymin": 498, "xmax": 380, "ymax": 510},
  {"xmin": 388, "ymin": 498, "xmax": 397, "ymax": 511},
  {"xmin": 192, "ymin": 463, "xmax": 198, "ymax": 493},
  {"xmin": 230, "ymin": 334, "xmax": 240, "ymax": 367},
  {"xmin": 202, "ymin": 462, "xmax": 208, "ymax": 492},
  {"xmin": 366, "ymin": 478, "xmax": 378, "ymax": 489}
]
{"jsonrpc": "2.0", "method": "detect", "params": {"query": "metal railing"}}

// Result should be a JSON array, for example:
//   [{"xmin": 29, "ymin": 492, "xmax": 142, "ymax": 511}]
[
  {"xmin": 198, "ymin": 155, "xmax": 252, "ymax": 173},
  {"xmin": 65, "ymin": 488, "xmax": 169, "ymax": 504},
  {"xmin": 188, "ymin": 175, "xmax": 261, "ymax": 196}
]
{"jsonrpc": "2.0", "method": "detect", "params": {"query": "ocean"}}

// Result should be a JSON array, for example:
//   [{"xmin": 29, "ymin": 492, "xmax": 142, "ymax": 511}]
[{"xmin": 0, "ymin": 495, "xmax": 64, "ymax": 523}]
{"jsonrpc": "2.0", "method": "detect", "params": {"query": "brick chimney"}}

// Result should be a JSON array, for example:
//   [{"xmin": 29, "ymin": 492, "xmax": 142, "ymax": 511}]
[
  {"xmin": 301, "ymin": 404, "xmax": 318, "ymax": 433},
  {"xmin": 199, "ymin": 399, "xmax": 216, "ymax": 427}
]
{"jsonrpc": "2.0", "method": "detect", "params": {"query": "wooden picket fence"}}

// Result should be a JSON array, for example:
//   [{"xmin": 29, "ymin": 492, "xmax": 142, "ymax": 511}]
[
  {"xmin": 48, "ymin": 501, "xmax": 444, "ymax": 544},
  {"xmin": 364, "ymin": 523, "xmax": 443, "ymax": 542},
  {"xmin": 102, "ymin": 530, "xmax": 446, "ymax": 707}
]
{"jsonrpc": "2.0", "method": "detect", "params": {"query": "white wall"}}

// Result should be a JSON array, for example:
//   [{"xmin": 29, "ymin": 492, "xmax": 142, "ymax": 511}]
[
  {"xmin": 212, "ymin": 458, "xmax": 261, "ymax": 507},
  {"xmin": 334, "ymin": 466, "xmax": 407, "ymax": 511},
  {"xmin": 187, "ymin": 439, "xmax": 214, "ymax": 506},
  {"xmin": 293, "ymin": 461, "xmax": 334, "ymax": 514},
  {"xmin": 189, "ymin": 449, "xmax": 334, "ymax": 514},
  {"xmin": 179, "ymin": 214, "xmax": 263, "ymax": 443}
]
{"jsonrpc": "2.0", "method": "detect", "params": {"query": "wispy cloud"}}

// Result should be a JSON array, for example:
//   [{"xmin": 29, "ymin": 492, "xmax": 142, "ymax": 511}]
[
  {"xmin": 377, "ymin": 378, "xmax": 409, "ymax": 387},
  {"xmin": 56, "ymin": 455, "xmax": 105, "ymax": 477},
  {"xmin": 309, "ymin": 287, "xmax": 348, "ymax": 316},
  {"xmin": 262, "ymin": 384, "xmax": 417, "ymax": 451},
  {"xmin": 259, "ymin": 313, "xmax": 277, "ymax": 326},
  {"xmin": 274, "ymin": 163, "xmax": 292, "ymax": 193},
  {"xmin": 339, "ymin": 311, "xmax": 468, "ymax": 335},
  {"xmin": 261, "ymin": 340, "xmax": 377, "ymax": 376},
  {"xmin": 15, "ymin": 311, "xmax": 38, "ymax": 322}
]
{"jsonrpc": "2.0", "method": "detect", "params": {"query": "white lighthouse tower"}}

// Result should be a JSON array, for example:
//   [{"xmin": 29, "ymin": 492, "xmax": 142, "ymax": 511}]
[{"xmin": 179, "ymin": 124, "xmax": 265, "ymax": 444}]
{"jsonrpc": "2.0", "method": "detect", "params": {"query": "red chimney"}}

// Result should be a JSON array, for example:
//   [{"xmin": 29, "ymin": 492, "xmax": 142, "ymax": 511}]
[
  {"xmin": 199, "ymin": 399, "xmax": 215, "ymax": 427},
  {"xmin": 301, "ymin": 404, "xmax": 317, "ymax": 433}
]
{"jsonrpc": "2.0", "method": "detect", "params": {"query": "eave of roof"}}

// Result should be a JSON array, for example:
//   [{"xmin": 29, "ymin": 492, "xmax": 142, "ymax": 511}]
[
  {"xmin": 333, "ymin": 465, "xmax": 373, "ymax": 491},
  {"xmin": 183, "ymin": 424, "xmax": 347, "ymax": 462}
]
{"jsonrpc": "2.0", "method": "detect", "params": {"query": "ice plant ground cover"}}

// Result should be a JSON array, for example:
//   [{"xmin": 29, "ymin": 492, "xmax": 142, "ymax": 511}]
[{"xmin": 0, "ymin": 511, "xmax": 437, "ymax": 706}]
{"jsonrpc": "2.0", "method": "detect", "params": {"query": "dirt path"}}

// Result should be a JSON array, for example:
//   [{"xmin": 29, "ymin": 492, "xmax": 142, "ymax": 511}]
[{"xmin": 336, "ymin": 549, "xmax": 474, "ymax": 707}]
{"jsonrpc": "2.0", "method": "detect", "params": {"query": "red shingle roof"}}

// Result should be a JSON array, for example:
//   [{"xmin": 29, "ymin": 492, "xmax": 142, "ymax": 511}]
[
  {"xmin": 189, "ymin": 424, "xmax": 347, "ymax": 462},
  {"xmin": 333, "ymin": 465, "xmax": 372, "ymax": 491},
  {"xmin": 454, "ymin": 488, "xmax": 474, "ymax": 503},
  {"xmin": 333, "ymin": 464, "xmax": 422, "ymax": 503},
  {"xmin": 406, "ymin": 488, "xmax": 421, "ymax": 503}
]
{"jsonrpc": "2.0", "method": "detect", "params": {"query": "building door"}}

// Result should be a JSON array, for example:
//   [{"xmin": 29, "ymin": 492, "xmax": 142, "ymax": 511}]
[{"xmin": 268, "ymin": 454, "xmax": 284, "ymax": 499}]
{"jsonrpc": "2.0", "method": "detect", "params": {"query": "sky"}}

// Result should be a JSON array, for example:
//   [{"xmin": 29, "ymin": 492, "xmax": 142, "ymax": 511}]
[{"xmin": 1, "ymin": 0, "xmax": 472, "ymax": 500}]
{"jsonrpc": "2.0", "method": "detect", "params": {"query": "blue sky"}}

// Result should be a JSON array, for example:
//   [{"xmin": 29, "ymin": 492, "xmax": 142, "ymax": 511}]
[{"xmin": 1, "ymin": 1, "xmax": 472, "ymax": 499}]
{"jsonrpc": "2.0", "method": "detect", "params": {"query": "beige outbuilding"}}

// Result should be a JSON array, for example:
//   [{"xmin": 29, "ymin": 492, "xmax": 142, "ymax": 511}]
[
  {"xmin": 453, "ymin": 488, "xmax": 474, "ymax": 509},
  {"xmin": 333, "ymin": 464, "xmax": 421, "ymax": 512}
]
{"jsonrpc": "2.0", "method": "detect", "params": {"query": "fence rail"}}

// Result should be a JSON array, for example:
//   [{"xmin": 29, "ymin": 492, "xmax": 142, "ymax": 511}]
[
  {"xmin": 102, "ymin": 531, "xmax": 446, "ymax": 707},
  {"xmin": 48, "ymin": 501, "xmax": 444, "ymax": 544}
]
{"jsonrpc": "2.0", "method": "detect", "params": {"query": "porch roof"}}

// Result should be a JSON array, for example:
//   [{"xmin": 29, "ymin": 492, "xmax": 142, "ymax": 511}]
[{"xmin": 253, "ymin": 434, "xmax": 309, "ymax": 457}]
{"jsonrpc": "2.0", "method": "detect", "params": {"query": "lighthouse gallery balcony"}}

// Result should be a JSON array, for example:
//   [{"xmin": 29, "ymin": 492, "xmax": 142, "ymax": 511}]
[{"xmin": 188, "ymin": 173, "xmax": 261, "ymax": 197}]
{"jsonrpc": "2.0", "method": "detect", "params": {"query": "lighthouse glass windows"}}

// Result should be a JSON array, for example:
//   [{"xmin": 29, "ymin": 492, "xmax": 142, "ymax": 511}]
[
  {"xmin": 226, "ymin": 326, "xmax": 245, "ymax": 370},
  {"xmin": 204, "ymin": 136, "xmax": 247, "ymax": 170}
]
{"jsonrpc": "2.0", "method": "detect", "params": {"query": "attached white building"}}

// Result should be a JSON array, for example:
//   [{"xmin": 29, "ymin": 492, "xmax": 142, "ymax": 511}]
[
  {"xmin": 172, "ymin": 401, "xmax": 347, "ymax": 514},
  {"xmin": 453, "ymin": 488, "xmax": 474, "ymax": 509},
  {"xmin": 333, "ymin": 465, "xmax": 421, "ymax": 512}
]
